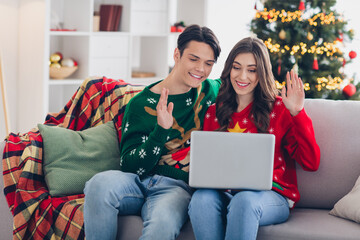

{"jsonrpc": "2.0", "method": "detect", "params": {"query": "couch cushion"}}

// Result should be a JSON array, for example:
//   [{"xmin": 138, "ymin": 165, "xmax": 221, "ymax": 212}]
[
  {"xmin": 296, "ymin": 99, "xmax": 360, "ymax": 209},
  {"xmin": 116, "ymin": 216, "xmax": 195, "ymax": 240},
  {"xmin": 329, "ymin": 175, "xmax": 360, "ymax": 223},
  {"xmin": 38, "ymin": 121, "xmax": 121, "ymax": 196},
  {"xmin": 257, "ymin": 208, "xmax": 360, "ymax": 240}
]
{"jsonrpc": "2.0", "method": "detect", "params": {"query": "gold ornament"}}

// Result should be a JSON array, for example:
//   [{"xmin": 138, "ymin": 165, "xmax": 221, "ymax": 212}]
[
  {"xmin": 307, "ymin": 32, "xmax": 313, "ymax": 41},
  {"xmin": 50, "ymin": 62, "xmax": 61, "ymax": 68},
  {"xmin": 279, "ymin": 29, "xmax": 286, "ymax": 40},
  {"xmin": 50, "ymin": 53, "xmax": 62, "ymax": 63}
]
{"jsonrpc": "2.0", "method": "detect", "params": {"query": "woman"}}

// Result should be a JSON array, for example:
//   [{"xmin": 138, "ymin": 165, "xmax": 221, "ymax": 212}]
[{"xmin": 188, "ymin": 37, "xmax": 320, "ymax": 240}]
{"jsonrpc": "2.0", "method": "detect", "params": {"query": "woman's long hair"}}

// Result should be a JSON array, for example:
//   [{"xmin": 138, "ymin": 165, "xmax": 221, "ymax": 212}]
[{"xmin": 216, "ymin": 37, "xmax": 279, "ymax": 133}]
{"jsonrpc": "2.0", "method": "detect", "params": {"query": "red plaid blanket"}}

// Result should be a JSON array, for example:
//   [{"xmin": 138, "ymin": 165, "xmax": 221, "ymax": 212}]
[{"xmin": 2, "ymin": 77, "xmax": 144, "ymax": 239}]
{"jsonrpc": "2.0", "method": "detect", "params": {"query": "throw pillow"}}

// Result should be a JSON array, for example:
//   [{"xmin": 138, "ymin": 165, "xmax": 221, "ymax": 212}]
[
  {"xmin": 38, "ymin": 121, "xmax": 121, "ymax": 196},
  {"xmin": 329, "ymin": 175, "xmax": 360, "ymax": 223}
]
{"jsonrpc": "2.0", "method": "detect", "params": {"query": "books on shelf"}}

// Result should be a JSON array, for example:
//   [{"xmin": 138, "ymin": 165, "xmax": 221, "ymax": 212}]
[{"xmin": 99, "ymin": 4, "xmax": 123, "ymax": 31}]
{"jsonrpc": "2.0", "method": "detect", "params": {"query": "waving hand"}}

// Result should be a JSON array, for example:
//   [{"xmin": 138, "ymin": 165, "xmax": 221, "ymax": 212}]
[
  {"xmin": 281, "ymin": 70, "xmax": 305, "ymax": 116},
  {"xmin": 157, "ymin": 88, "xmax": 174, "ymax": 129}
]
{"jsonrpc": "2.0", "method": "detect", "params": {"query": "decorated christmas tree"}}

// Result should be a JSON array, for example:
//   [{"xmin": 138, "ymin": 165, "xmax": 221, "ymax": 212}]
[{"xmin": 251, "ymin": 0, "xmax": 359, "ymax": 100}]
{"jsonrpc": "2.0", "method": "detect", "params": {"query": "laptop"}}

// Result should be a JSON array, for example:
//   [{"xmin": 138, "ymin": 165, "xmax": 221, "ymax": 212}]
[{"xmin": 189, "ymin": 131, "xmax": 275, "ymax": 190}]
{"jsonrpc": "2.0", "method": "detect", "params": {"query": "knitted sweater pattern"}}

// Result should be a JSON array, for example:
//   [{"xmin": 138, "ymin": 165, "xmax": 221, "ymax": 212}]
[
  {"xmin": 120, "ymin": 79, "xmax": 221, "ymax": 183},
  {"xmin": 203, "ymin": 96, "xmax": 320, "ymax": 204}
]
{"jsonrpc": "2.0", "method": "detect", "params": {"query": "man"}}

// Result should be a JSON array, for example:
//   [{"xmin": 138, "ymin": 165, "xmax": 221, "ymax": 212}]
[{"xmin": 84, "ymin": 25, "xmax": 221, "ymax": 239}]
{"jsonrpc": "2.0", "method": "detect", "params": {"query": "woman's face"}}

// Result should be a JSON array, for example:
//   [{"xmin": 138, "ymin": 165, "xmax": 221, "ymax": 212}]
[{"xmin": 230, "ymin": 52, "xmax": 259, "ymax": 101}]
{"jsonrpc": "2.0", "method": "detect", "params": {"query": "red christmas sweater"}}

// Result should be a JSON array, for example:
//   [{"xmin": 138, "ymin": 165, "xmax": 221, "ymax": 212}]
[{"xmin": 203, "ymin": 96, "xmax": 320, "ymax": 206}]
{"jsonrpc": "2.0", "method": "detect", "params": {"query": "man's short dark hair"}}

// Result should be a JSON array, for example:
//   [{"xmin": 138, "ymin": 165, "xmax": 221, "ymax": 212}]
[{"xmin": 177, "ymin": 24, "xmax": 221, "ymax": 62}]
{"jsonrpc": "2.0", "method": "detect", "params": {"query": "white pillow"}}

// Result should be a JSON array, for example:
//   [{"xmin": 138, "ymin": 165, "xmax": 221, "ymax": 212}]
[{"xmin": 329, "ymin": 175, "xmax": 360, "ymax": 223}]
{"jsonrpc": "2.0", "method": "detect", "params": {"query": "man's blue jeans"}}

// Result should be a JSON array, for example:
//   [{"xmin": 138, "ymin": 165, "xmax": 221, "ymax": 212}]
[
  {"xmin": 188, "ymin": 189, "xmax": 289, "ymax": 240},
  {"xmin": 84, "ymin": 170, "xmax": 192, "ymax": 240}
]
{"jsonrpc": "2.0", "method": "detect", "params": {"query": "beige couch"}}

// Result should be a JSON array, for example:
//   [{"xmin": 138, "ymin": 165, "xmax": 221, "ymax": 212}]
[{"xmin": 1, "ymin": 98, "xmax": 360, "ymax": 239}]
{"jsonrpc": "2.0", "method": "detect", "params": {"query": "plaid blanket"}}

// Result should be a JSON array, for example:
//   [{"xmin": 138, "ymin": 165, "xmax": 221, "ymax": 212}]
[{"xmin": 2, "ymin": 77, "xmax": 144, "ymax": 239}]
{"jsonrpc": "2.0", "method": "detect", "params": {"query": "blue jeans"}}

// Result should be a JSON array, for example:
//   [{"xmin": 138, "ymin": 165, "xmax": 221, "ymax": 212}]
[
  {"xmin": 188, "ymin": 189, "xmax": 289, "ymax": 240},
  {"xmin": 83, "ymin": 170, "xmax": 193, "ymax": 240}
]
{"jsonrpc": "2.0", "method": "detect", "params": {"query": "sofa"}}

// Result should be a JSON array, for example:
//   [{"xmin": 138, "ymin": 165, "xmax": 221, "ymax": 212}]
[{"xmin": 1, "ymin": 87, "xmax": 360, "ymax": 239}]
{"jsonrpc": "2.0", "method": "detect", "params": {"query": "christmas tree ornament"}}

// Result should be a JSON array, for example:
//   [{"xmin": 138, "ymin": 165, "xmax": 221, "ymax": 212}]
[
  {"xmin": 307, "ymin": 32, "xmax": 313, "ymax": 41},
  {"xmin": 299, "ymin": 0, "xmax": 305, "ymax": 11},
  {"xmin": 50, "ymin": 52, "xmax": 63, "ymax": 63},
  {"xmin": 343, "ymin": 84, "xmax": 356, "ymax": 98},
  {"xmin": 50, "ymin": 62, "xmax": 61, "ymax": 68},
  {"xmin": 336, "ymin": 32, "xmax": 343, "ymax": 42},
  {"xmin": 342, "ymin": 58, "xmax": 346, "ymax": 67},
  {"xmin": 279, "ymin": 29, "xmax": 286, "ymax": 40},
  {"xmin": 277, "ymin": 59, "xmax": 282, "ymax": 75},
  {"xmin": 61, "ymin": 58, "xmax": 76, "ymax": 67},
  {"xmin": 349, "ymin": 50, "xmax": 357, "ymax": 59},
  {"xmin": 292, "ymin": 63, "xmax": 299, "ymax": 74},
  {"xmin": 312, "ymin": 56, "xmax": 319, "ymax": 70}
]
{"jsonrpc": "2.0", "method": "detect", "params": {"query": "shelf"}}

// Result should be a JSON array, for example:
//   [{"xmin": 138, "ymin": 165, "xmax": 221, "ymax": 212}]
[
  {"xmin": 91, "ymin": 31, "xmax": 130, "ymax": 36},
  {"xmin": 49, "ymin": 79, "xmax": 84, "ymax": 85},
  {"xmin": 50, "ymin": 31, "xmax": 90, "ymax": 36}
]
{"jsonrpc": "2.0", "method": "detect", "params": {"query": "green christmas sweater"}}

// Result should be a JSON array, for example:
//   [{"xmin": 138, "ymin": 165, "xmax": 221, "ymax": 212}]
[{"xmin": 119, "ymin": 79, "xmax": 221, "ymax": 183}]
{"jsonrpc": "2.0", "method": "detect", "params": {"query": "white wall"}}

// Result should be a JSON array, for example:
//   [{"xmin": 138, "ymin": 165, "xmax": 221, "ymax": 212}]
[
  {"xmin": 17, "ymin": 0, "xmax": 46, "ymax": 133},
  {"xmin": 0, "ymin": 0, "xmax": 19, "ymax": 140},
  {"xmin": 205, "ymin": 0, "xmax": 255, "ymax": 79},
  {"xmin": 336, "ymin": 1, "xmax": 360, "ymax": 84}
]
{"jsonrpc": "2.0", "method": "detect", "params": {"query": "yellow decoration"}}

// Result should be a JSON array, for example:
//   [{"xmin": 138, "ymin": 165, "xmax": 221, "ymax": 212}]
[
  {"xmin": 279, "ymin": 29, "xmax": 286, "ymax": 40},
  {"xmin": 50, "ymin": 62, "xmax": 61, "ymax": 68},
  {"xmin": 256, "ymin": 8, "xmax": 342, "ymax": 26},
  {"xmin": 275, "ymin": 80, "xmax": 286, "ymax": 90},
  {"xmin": 307, "ymin": 32, "xmax": 313, "ymax": 41},
  {"xmin": 264, "ymin": 38, "xmax": 340, "ymax": 57},
  {"xmin": 50, "ymin": 53, "xmax": 62, "ymax": 63},
  {"xmin": 315, "ymin": 76, "xmax": 343, "ymax": 91},
  {"xmin": 228, "ymin": 122, "xmax": 246, "ymax": 133}
]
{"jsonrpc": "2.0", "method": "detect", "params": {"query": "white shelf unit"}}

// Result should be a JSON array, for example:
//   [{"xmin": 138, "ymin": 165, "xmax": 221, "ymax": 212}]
[{"xmin": 46, "ymin": 0, "xmax": 182, "ymax": 113}]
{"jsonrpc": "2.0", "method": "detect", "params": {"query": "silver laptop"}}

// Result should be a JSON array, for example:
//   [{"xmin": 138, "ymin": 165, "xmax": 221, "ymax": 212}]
[{"xmin": 189, "ymin": 131, "xmax": 275, "ymax": 190}]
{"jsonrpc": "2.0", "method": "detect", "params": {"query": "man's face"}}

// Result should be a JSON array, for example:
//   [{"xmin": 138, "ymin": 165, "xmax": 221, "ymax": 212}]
[{"xmin": 174, "ymin": 41, "xmax": 215, "ymax": 89}]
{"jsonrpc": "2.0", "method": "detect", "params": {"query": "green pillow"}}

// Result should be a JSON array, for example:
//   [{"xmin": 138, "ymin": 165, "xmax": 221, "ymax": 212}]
[{"xmin": 38, "ymin": 121, "xmax": 121, "ymax": 196}]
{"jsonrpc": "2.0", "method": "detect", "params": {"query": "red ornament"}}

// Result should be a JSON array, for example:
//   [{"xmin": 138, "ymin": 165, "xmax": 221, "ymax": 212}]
[
  {"xmin": 336, "ymin": 32, "xmax": 344, "ymax": 42},
  {"xmin": 343, "ymin": 58, "xmax": 346, "ymax": 67},
  {"xmin": 277, "ymin": 59, "xmax": 282, "ymax": 75},
  {"xmin": 312, "ymin": 56, "xmax": 319, "ymax": 70},
  {"xmin": 55, "ymin": 52, "xmax": 63, "ymax": 60},
  {"xmin": 343, "ymin": 84, "xmax": 356, "ymax": 98},
  {"xmin": 349, "ymin": 51, "xmax": 357, "ymax": 59},
  {"xmin": 299, "ymin": 0, "xmax": 305, "ymax": 11}
]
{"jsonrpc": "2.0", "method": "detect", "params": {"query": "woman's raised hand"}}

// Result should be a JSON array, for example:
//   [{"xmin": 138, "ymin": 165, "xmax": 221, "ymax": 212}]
[
  {"xmin": 281, "ymin": 70, "xmax": 305, "ymax": 116},
  {"xmin": 157, "ymin": 88, "xmax": 174, "ymax": 129}
]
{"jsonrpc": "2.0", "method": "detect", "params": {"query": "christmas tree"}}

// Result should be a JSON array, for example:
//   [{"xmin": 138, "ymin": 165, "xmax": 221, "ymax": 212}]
[{"xmin": 251, "ymin": 0, "xmax": 359, "ymax": 100}]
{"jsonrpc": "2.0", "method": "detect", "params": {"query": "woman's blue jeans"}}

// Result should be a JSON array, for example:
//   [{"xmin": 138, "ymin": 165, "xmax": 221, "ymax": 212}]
[
  {"xmin": 83, "ymin": 170, "xmax": 192, "ymax": 240},
  {"xmin": 188, "ymin": 189, "xmax": 289, "ymax": 240}
]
